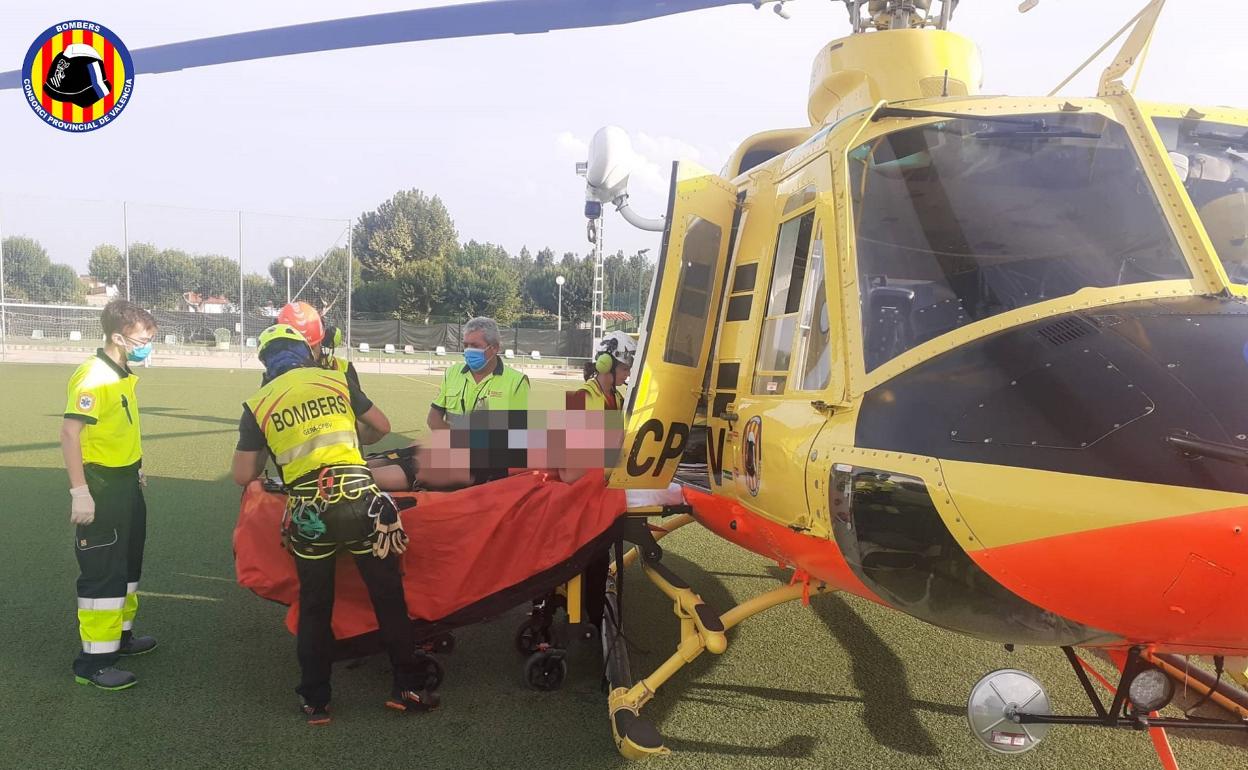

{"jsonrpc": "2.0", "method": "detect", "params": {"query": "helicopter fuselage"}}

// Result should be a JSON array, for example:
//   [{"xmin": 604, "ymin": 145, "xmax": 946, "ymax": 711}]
[{"xmin": 620, "ymin": 90, "xmax": 1248, "ymax": 659}]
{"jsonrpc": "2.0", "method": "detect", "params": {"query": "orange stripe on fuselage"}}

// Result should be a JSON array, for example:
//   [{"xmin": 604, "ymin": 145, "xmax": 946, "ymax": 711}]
[
  {"xmin": 683, "ymin": 488, "xmax": 882, "ymax": 605},
  {"xmin": 972, "ymin": 505, "xmax": 1248, "ymax": 655}
]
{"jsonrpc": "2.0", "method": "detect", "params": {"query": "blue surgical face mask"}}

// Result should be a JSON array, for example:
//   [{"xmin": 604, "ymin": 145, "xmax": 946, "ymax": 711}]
[
  {"xmin": 464, "ymin": 347, "xmax": 488, "ymax": 371},
  {"xmin": 116, "ymin": 333, "xmax": 154, "ymax": 363},
  {"xmin": 126, "ymin": 342, "xmax": 153, "ymax": 362}
]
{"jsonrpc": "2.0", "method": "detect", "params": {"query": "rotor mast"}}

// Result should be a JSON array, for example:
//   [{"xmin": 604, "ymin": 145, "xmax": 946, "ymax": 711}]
[{"xmin": 842, "ymin": 0, "xmax": 958, "ymax": 33}]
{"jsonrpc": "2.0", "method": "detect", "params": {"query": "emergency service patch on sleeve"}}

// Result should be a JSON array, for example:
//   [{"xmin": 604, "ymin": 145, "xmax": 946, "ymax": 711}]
[{"xmin": 78, "ymin": 393, "xmax": 96, "ymax": 412}]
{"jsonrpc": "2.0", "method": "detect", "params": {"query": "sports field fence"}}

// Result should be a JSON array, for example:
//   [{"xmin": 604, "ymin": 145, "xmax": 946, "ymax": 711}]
[{"xmin": 0, "ymin": 193, "xmax": 599, "ymax": 370}]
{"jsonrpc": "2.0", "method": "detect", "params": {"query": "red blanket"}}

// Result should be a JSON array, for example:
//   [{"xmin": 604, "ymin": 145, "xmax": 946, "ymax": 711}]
[{"xmin": 234, "ymin": 470, "xmax": 627, "ymax": 639}]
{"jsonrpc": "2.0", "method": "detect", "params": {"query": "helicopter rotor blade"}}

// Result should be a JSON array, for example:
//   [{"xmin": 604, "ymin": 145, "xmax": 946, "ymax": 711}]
[{"xmin": 0, "ymin": 0, "xmax": 764, "ymax": 91}]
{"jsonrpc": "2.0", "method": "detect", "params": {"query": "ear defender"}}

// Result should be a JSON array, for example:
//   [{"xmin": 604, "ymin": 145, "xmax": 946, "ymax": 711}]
[{"xmin": 595, "ymin": 352, "xmax": 614, "ymax": 373}]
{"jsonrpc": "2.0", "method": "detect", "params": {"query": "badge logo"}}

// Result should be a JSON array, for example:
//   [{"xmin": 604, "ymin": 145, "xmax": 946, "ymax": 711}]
[
  {"xmin": 78, "ymin": 393, "xmax": 95, "ymax": 411},
  {"xmin": 22, "ymin": 21, "xmax": 134, "ymax": 132},
  {"xmin": 742, "ymin": 416, "xmax": 763, "ymax": 497}
]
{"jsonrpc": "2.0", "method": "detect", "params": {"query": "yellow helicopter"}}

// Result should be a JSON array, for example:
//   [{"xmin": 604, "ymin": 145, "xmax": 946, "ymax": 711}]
[
  {"xmin": 6, "ymin": 0, "xmax": 1247, "ymax": 764},
  {"xmin": 579, "ymin": 0, "xmax": 1248, "ymax": 763}
]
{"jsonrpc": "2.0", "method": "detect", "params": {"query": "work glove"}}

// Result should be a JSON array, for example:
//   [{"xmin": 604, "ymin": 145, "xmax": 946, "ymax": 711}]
[
  {"xmin": 138, "ymin": 469, "xmax": 147, "ymax": 487},
  {"xmin": 371, "ymin": 493, "xmax": 409, "ymax": 559},
  {"xmin": 70, "ymin": 485, "xmax": 95, "ymax": 526}
]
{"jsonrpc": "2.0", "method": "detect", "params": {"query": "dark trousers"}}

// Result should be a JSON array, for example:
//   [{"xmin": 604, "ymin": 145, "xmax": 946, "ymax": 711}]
[
  {"xmin": 293, "ymin": 549, "xmax": 418, "ymax": 707},
  {"xmin": 73, "ymin": 462, "xmax": 146, "ymax": 676}
]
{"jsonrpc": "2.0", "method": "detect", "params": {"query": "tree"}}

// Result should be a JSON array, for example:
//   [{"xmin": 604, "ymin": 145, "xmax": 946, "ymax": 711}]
[
  {"xmin": 352, "ymin": 280, "xmax": 403, "ymax": 318},
  {"xmin": 39, "ymin": 263, "xmax": 86, "ymax": 304},
  {"xmin": 395, "ymin": 259, "xmax": 445, "ymax": 323},
  {"xmin": 352, "ymin": 189, "xmax": 458, "ymax": 279},
  {"xmin": 192, "ymin": 255, "xmax": 239, "ymax": 301},
  {"xmin": 128, "ymin": 245, "xmax": 195, "ymax": 309},
  {"xmin": 526, "ymin": 256, "xmax": 593, "ymax": 326},
  {"xmin": 1, "ymin": 236, "xmax": 51, "ymax": 300},
  {"xmin": 535, "ymin": 247, "xmax": 554, "ymax": 269},
  {"xmin": 267, "ymin": 248, "xmax": 359, "ymax": 314},
  {"xmin": 440, "ymin": 249, "xmax": 520, "ymax": 323},
  {"xmin": 242, "ymin": 273, "xmax": 277, "ymax": 312},
  {"xmin": 88, "ymin": 244, "xmax": 126, "ymax": 293}
]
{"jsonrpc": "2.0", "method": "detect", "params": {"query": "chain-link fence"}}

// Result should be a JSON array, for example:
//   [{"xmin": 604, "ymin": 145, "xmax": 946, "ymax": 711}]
[
  {"xmin": 0, "ymin": 193, "xmax": 625, "ymax": 374},
  {"xmin": 0, "ymin": 193, "xmax": 350, "ymax": 368}
]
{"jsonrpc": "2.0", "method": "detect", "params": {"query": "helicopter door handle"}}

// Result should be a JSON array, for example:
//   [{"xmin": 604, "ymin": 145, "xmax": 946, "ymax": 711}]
[
  {"xmin": 811, "ymin": 400, "xmax": 834, "ymax": 414},
  {"xmin": 722, "ymin": 407, "xmax": 739, "ymax": 426}
]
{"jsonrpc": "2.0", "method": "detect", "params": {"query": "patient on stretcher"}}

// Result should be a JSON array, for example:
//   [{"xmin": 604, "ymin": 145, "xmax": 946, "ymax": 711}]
[{"xmin": 368, "ymin": 408, "xmax": 625, "ymax": 492}]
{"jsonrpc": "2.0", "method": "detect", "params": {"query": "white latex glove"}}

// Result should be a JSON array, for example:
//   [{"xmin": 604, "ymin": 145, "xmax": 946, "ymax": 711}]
[
  {"xmin": 138, "ymin": 470, "xmax": 147, "ymax": 487},
  {"xmin": 70, "ymin": 485, "xmax": 95, "ymax": 525}
]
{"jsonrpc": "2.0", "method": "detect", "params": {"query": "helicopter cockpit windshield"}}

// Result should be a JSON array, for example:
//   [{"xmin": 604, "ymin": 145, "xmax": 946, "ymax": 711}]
[
  {"xmin": 1153, "ymin": 116, "xmax": 1248, "ymax": 284},
  {"xmin": 850, "ymin": 112, "xmax": 1191, "ymax": 372}
]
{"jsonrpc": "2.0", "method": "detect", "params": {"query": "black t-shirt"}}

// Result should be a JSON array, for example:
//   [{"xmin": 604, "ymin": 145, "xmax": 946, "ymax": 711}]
[{"xmin": 236, "ymin": 365, "xmax": 374, "ymax": 451}]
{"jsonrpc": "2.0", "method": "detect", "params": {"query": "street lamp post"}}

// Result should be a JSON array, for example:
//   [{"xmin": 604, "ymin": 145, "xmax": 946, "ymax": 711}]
[
  {"xmin": 555, "ymin": 274, "xmax": 565, "ymax": 357},
  {"xmin": 282, "ymin": 258, "xmax": 294, "ymax": 304},
  {"xmin": 637, "ymin": 248, "xmax": 650, "ymax": 327}
]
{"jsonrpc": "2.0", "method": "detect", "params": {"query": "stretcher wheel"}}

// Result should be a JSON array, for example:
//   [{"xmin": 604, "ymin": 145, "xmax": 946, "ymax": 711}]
[
  {"xmin": 524, "ymin": 651, "xmax": 567, "ymax": 692},
  {"xmin": 515, "ymin": 618, "xmax": 553, "ymax": 655},
  {"xmin": 420, "ymin": 633, "xmax": 455, "ymax": 654},
  {"xmin": 415, "ymin": 653, "xmax": 444, "ymax": 691}
]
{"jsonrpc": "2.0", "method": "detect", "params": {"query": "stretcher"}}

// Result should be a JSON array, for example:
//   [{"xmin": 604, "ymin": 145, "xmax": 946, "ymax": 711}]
[{"xmin": 233, "ymin": 468, "xmax": 689, "ymax": 692}]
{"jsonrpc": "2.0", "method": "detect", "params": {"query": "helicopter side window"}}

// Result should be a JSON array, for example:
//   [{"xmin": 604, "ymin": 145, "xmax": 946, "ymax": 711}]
[
  {"xmin": 753, "ymin": 209, "xmax": 816, "ymax": 395},
  {"xmin": 663, "ymin": 216, "xmax": 722, "ymax": 367},
  {"xmin": 1154, "ymin": 117, "xmax": 1248, "ymax": 284},
  {"xmin": 850, "ymin": 112, "xmax": 1191, "ymax": 372}
]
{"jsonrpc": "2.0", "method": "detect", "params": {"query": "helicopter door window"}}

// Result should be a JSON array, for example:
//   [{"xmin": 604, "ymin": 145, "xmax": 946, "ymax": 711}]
[
  {"xmin": 850, "ymin": 112, "xmax": 1191, "ymax": 372},
  {"xmin": 794, "ymin": 225, "xmax": 833, "ymax": 391},
  {"xmin": 663, "ymin": 216, "xmax": 722, "ymax": 367},
  {"xmin": 752, "ymin": 209, "xmax": 816, "ymax": 395},
  {"xmin": 1153, "ymin": 117, "xmax": 1248, "ymax": 284}
]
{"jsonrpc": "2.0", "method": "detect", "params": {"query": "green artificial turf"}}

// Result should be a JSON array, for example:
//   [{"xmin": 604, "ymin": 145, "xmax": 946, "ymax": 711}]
[{"xmin": 0, "ymin": 362, "xmax": 1243, "ymax": 769}]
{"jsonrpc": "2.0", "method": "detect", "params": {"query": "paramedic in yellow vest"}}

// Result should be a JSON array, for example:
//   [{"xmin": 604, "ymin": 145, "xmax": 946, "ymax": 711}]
[
  {"xmin": 231, "ymin": 324, "xmax": 436, "ymax": 724},
  {"xmin": 61, "ymin": 300, "xmax": 159, "ymax": 691},
  {"xmin": 563, "ymin": 331, "xmax": 636, "ymax": 628},
  {"xmin": 427, "ymin": 316, "xmax": 530, "ymax": 429},
  {"xmin": 569, "ymin": 331, "xmax": 635, "ymax": 412}
]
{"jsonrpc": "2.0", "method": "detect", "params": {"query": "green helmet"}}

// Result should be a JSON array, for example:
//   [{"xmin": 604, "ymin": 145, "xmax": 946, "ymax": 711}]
[{"xmin": 258, "ymin": 323, "xmax": 308, "ymax": 356}]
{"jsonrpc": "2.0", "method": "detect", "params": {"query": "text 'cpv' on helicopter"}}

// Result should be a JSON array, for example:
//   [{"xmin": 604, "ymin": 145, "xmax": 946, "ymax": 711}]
[{"xmin": 580, "ymin": 0, "xmax": 1248, "ymax": 763}]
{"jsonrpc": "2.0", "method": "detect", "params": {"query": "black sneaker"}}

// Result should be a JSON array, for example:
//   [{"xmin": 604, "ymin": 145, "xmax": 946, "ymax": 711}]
[
  {"xmin": 74, "ymin": 667, "xmax": 137, "ymax": 691},
  {"xmin": 119, "ymin": 633, "xmax": 158, "ymax": 656},
  {"xmin": 385, "ymin": 689, "xmax": 440, "ymax": 713},
  {"xmin": 301, "ymin": 702, "xmax": 331, "ymax": 726}
]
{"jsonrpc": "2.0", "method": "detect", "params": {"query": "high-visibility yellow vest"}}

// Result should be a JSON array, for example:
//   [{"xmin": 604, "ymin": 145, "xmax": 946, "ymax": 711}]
[
  {"xmin": 577, "ymin": 377, "xmax": 623, "ymax": 411},
  {"xmin": 64, "ymin": 350, "xmax": 143, "ymax": 467},
  {"xmin": 434, "ymin": 358, "xmax": 530, "ymax": 415},
  {"xmin": 244, "ymin": 367, "xmax": 363, "ymax": 483}
]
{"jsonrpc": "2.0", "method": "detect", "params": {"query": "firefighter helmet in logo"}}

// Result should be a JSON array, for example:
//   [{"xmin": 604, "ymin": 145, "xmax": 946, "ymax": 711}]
[
  {"xmin": 22, "ymin": 21, "xmax": 134, "ymax": 132},
  {"xmin": 44, "ymin": 44, "xmax": 110, "ymax": 107}
]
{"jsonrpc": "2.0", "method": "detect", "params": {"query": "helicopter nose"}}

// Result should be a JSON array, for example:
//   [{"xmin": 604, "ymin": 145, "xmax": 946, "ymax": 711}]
[{"xmin": 971, "ymin": 501, "xmax": 1248, "ymax": 654}]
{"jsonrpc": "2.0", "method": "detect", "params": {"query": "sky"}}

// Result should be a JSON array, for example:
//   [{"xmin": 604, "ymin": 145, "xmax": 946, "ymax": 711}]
[{"xmin": 0, "ymin": 0, "xmax": 1245, "ymax": 276}]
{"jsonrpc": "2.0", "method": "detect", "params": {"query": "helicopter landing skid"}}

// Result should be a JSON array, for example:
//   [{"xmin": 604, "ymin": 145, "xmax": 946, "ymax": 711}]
[
  {"xmin": 969, "ymin": 645, "xmax": 1248, "ymax": 768},
  {"xmin": 601, "ymin": 515, "xmax": 832, "ymax": 759}
]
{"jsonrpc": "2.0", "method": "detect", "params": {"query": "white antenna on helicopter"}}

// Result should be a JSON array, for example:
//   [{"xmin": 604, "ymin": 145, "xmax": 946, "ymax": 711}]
[{"xmin": 1040, "ymin": 0, "xmax": 1168, "ymax": 96}]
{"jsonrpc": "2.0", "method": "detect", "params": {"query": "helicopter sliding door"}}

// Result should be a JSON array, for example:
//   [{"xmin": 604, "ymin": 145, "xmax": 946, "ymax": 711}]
[
  {"xmin": 609, "ymin": 161, "xmax": 738, "ymax": 489},
  {"xmin": 727, "ymin": 157, "xmax": 839, "ymax": 532}
]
